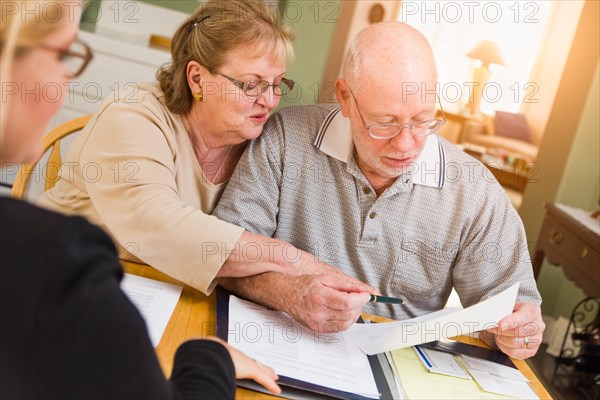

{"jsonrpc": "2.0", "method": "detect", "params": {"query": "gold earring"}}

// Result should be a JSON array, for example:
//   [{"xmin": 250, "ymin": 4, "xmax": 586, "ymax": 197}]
[{"xmin": 193, "ymin": 87, "xmax": 203, "ymax": 102}]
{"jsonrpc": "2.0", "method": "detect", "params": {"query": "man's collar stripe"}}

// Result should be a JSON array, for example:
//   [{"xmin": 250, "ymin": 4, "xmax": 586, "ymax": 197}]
[
  {"xmin": 438, "ymin": 139, "xmax": 446, "ymax": 188},
  {"xmin": 315, "ymin": 108, "xmax": 341, "ymax": 149}
]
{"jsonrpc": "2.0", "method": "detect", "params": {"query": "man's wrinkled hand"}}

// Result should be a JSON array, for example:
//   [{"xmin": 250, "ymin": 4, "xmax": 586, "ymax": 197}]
[
  {"xmin": 283, "ymin": 274, "xmax": 373, "ymax": 333},
  {"xmin": 480, "ymin": 302, "xmax": 545, "ymax": 360}
]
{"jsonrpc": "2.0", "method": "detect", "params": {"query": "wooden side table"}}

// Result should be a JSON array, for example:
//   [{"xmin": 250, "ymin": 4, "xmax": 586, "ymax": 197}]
[
  {"xmin": 533, "ymin": 203, "xmax": 600, "ymax": 399},
  {"xmin": 462, "ymin": 147, "xmax": 532, "ymax": 194},
  {"xmin": 477, "ymin": 153, "xmax": 532, "ymax": 193},
  {"xmin": 436, "ymin": 109, "xmax": 483, "ymax": 143},
  {"xmin": 532, "ymin": 203, "xmax": 600, "ymax": 298}
]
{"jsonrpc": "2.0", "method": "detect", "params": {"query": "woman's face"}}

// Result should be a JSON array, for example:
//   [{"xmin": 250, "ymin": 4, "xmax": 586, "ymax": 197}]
[
  {"xmin": 193, "ymin": 43, "xmax": 287, "ymax": 145},
  {"xmin": 1, "ymin": 19, "xmax": 78, "ymax": 164}
]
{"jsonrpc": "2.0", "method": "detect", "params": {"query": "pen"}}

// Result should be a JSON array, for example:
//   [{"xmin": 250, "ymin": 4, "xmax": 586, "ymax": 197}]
[{"xmin": 369, "ymin": 294, "xmax": 403, "ymax": 304}]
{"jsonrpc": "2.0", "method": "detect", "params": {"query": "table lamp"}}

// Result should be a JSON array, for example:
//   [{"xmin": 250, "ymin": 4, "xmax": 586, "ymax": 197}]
[{"xmin": 466, "ymin": 40, "xmax": 505, "ymax": 114}]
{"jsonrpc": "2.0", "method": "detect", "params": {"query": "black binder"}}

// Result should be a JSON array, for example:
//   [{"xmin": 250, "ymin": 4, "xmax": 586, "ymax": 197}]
[{"xmin": 216, "ymin": 288, "xmax": 399, "ymax": 400}]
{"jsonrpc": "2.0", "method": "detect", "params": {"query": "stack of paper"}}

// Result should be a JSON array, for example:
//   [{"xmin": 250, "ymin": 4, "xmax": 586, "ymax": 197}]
[
  {"xmin": 414, "ymin": 346, "xmax": 471, "ymax": 379},
  {"xmin": 459, "ymin": 355, "xmax": 538, "ymax": 399},
  {"xmin": 120, "ymin": 273, "xmax": 183, "ymax": 347},
  {"xmin": 392, "ymin": 347, "xmax": 510, "ymax": 399},
  {"xmin": 222, "ymin": 283, "xmax": 532, "ymax": 399},
  {"xmin": 227, "ymin": 296, "xmax": 381, "ymax": 398}
]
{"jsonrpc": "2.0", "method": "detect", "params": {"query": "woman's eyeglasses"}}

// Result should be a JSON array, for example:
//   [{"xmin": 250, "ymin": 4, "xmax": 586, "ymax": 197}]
[
  {"xmin": 1, "ymin": 38, "xmax": 94, "ymax": 79},
  {"xmin": 215, "ymin": 70, "xmax": 295, "ymax": 99},
  {"xmin": 38, "ymin": 38, "xmax": 94, "ymax": 78}
]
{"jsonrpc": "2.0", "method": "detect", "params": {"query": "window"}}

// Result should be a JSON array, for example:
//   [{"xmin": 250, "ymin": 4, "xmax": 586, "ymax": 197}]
[{"xmin": 398, "ymin": 0, "xmax": 552, "ymax": 114}]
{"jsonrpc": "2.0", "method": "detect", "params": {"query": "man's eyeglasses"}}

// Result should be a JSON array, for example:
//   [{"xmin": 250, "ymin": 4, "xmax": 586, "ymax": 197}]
[
  {"xmin": 214, "ymin": 70, "xmax": 295, "ymax": 99},
  {"xmin": 349, "ymin": 88, "xmax": 446, "ymax": 140}
]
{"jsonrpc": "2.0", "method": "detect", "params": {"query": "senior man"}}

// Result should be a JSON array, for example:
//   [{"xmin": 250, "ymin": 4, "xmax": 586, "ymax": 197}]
[{"xmin": 214, "ymin": 21, "xmax": 544, "ymax": 359}]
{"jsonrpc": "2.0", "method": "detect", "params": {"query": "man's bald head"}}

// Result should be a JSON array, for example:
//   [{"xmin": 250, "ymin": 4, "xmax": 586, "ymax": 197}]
[
  {"xmin": 334, "ymin": 22, "xmax": 442, "ymax": 193},
  {"xmin": 342, "ymin": 21, "xmax": 437, "ymax": 95}
]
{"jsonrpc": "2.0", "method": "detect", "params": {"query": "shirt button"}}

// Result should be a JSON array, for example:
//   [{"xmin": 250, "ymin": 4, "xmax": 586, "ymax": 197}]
[
  {"xmin": 363, "ymin": 187, "xmax": 372, "ymax": 195},
  {"xmin": 369, "ymin": 212, "xmax": 377, "ymax": 219}
]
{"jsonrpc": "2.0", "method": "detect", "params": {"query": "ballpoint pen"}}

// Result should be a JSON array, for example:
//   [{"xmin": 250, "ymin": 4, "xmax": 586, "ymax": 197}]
[{"xmin": 369, "ymin": 294, "xmax": 403, "ymax": 304}]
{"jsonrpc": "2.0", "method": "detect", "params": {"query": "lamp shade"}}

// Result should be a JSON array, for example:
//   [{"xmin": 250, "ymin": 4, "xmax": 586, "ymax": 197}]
[{"xmin": 466, "ymin": 40, "xmax": 505, "ymax": 67}]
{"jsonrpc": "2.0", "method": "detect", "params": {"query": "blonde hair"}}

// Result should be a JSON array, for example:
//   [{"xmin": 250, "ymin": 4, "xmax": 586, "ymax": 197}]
[
  {"xmin": 157, "ymin": 0, "xmax": 295, "ymax": 114},
  {"xmin": 0, "ymin": 0, "xmax": 76, "ymax": 135}
]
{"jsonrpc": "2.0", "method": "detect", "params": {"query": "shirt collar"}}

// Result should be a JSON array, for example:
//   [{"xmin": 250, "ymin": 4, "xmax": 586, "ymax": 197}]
[{"xmin": 314, "ymin": 107, "xmax": 447, "ymax": 188}]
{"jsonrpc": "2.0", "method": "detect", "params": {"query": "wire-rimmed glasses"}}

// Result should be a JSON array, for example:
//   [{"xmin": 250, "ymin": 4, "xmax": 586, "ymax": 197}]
[
  {"xmin": 215, "ymin": 70, "xmax": 295, "ymax": 99},
  {"xmin": 349, "ymin": 88, "xmax": 446, "ymax": 139}
]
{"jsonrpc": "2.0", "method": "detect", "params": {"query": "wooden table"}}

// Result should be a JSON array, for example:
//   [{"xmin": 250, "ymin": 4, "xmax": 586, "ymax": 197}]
[
  {"xmin": 122, "ymin": 261, "xmax": 552, "ymax": 399},
  {"xmin": 437, "ymin": 109, "xmax": 483, "ymax": 144},
  {"xmin": 532, "ymin": 202, "xmax": 600, "ymax": 298}
]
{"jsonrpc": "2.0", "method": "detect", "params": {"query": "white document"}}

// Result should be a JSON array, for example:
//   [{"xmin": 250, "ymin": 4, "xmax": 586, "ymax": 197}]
[
  {"xmin": 459, "ymin": 354, "xmax": 529, "ymax": 382},
  {"xmin": 468, "ymin": 370, "xmax": 539, "ymax": 399},
  {"xmin": 457, "ymin": 354, "xmax": 538, "ymax": 399},
  {"xmin": 414, "ymin": 346, "xmax": 470, "ymax": 379},
  {"xmin": 227, "ymin": 295, "xmax": 380, "ymax": 398},
  {"xmin": 346, "ymin": 283, "xmax": 519, "ymax": 355},
  {"xmin": 120, "ymin": 273, "xmax": 183, "ymax": 347}
]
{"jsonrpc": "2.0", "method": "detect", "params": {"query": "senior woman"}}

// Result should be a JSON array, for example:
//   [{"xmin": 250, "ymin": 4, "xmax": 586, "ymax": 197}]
[{"xmin": 40, "ymin": 1, "xmax": 323, "ymax": 289}]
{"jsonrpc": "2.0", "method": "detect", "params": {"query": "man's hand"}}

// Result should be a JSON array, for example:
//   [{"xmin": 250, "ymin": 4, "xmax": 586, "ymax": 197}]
[
  {"xmin": 283, "ymin": 274, "xmax": 373, "ymax": 333},
  {"xmin": 218, "ymin": 233, "xmax": 377, "ymax": 333},
  {"xmin": 221, "ymin": 270, "xmax": 376, "ymax": 334},
  {"xmin": 480, "ymin": 302, "xmax": 545, "ymax": 360}
]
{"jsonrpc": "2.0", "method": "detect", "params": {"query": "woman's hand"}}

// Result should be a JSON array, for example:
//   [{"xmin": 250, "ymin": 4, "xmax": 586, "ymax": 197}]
[
  {"xmin": 205, "ymin": 337, "xmax": 281, "ymax": 395},
  {"xmin": 218, "ymin": 231, "xmax": 376, "ymax": 297}
]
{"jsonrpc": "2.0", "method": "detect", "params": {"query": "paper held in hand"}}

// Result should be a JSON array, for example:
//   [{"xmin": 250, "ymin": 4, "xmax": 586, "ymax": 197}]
[{"xmin": 346, "ymin": 283, "xmax": 520, "ymax": 355}]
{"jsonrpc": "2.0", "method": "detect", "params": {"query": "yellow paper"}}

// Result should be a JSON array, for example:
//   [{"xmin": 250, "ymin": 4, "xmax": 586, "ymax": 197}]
[{"xmin": 391, "ymin": 348, "xmax": 514, "ymax": 399}]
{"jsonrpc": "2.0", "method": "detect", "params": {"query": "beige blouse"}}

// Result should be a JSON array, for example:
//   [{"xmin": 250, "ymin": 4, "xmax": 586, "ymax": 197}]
[{"xmin": 39, "ymin": 83, "xmax": 244, "ymax": 294}]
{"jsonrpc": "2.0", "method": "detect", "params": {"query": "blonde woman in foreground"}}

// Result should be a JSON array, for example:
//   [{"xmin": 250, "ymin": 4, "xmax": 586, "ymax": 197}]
[{"xmin": 0, "ymin": 1, "xmax": 280, "ymax": 397}]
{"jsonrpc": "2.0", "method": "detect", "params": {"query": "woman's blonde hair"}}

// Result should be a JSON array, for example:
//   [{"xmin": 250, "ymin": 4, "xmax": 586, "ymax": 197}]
[
  {"xmin": 0, "ymin": 0, "xmax": 75, "ymax": 135},
  {"xmin": 157, "ymin": 0, "xmax": 295, "ymax": 114}
]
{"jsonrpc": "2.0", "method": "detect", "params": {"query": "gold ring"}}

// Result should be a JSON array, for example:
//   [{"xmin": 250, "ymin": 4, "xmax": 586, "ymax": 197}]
[{"xmin": 523, "ymin": 336, "xmax": 530, "ymax": 349}]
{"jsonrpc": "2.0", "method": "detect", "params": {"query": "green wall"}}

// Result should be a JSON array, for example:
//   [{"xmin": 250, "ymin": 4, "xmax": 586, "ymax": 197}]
[
  {"xmin": 137, "ymin": 0, "xmax": 199, "ymax": 14},
  {"xmin": 536, "ymin": 62, "xmax": 600, "ymax": 318},
  {"xmin": 278, "ymin": 0, "xmax": 341, "ymax": 106}
]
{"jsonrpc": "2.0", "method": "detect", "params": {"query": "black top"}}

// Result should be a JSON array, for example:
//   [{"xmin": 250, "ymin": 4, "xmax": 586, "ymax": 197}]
[{"xmin": 0, "ymin": 197, "xmax": 236, "ymax": 399}]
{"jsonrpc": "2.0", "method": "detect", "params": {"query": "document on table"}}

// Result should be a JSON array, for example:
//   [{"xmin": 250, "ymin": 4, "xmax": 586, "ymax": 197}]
[
  {"xmin": 346, "ymin": 283, "xmax": 519, "ymax": 355},
  {"xmin": 120, "ymin": 273, "xmax": 183, "ymax": 347},
  {"xmin": 391, "ymin": 347, "xmax": 510, "ymax": 399},
  {"xmin": 227, "ymin": 295, "xmax": 380, "ymax": 399},
  {"xmin": 414, "ymin": 346, "xmax": 471, "ymax": 379},
  {"xmin": 459, "ymin": 354, "xmax": 539, "ymax": 399}
]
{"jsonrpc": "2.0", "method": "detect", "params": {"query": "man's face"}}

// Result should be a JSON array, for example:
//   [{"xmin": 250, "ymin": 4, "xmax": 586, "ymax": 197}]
[{"xmin": 348, "ymin": 86, "xmax": 436, "ymax": 181}]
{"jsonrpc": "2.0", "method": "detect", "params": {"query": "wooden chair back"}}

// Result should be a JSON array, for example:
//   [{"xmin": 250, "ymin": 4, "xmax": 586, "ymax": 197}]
[{"xmin": 11, "ymin": 115, "xmax": 92, "ymax": 200}]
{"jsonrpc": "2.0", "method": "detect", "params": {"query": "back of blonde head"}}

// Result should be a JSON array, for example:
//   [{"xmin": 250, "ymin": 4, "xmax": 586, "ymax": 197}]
[
  {"xmin": 0, "ymin": 0, "xmax": 75, "ymax": 135},
  {"xmin": 157, "ymin": 0, "xmax": 295, "ymax": 114}
]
